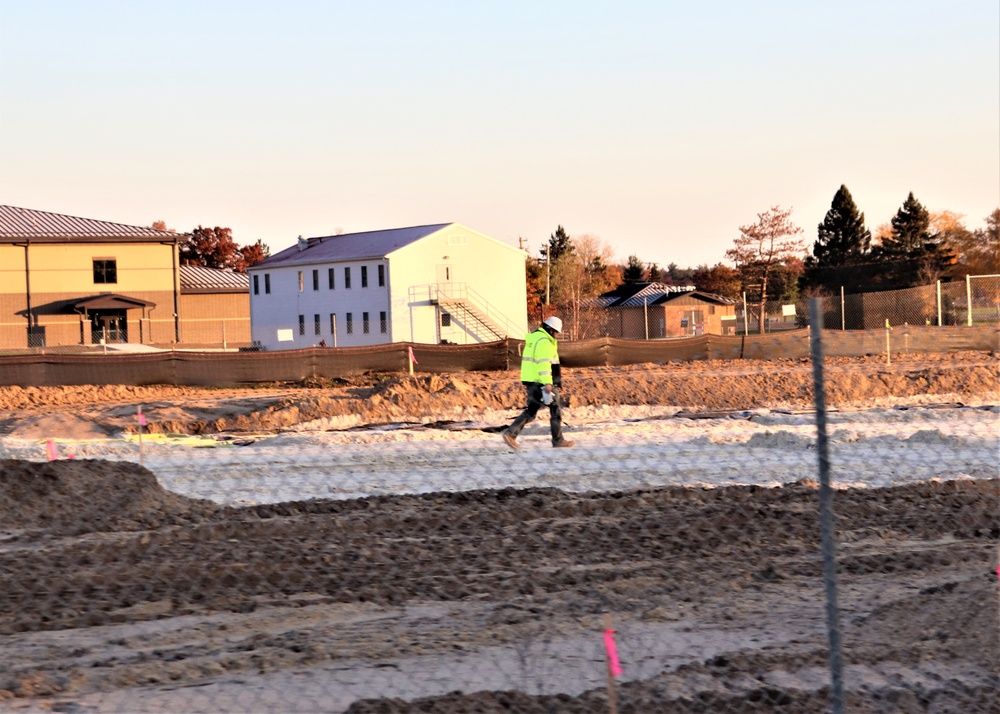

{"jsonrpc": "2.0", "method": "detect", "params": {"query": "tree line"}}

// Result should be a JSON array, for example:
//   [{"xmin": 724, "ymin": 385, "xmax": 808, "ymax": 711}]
[
  {"xmin": 155, "ymin": 186, "xmax": 998, "ymax": 332},
  {"xmin": 527, "ymin": 188, "xmax": 998, "ymax": 331}
]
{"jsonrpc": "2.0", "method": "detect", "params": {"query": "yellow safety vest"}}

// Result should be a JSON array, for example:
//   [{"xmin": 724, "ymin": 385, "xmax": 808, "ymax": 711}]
[{"xmin": 520, "ymin": 328, "xmax": 559, "ymax": 385}]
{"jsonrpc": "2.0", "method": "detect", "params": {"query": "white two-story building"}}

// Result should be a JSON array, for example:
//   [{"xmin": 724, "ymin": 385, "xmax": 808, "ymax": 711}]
[{"xmin": 248, "ymin": 223, "xmax": 528, "ymax": 350}]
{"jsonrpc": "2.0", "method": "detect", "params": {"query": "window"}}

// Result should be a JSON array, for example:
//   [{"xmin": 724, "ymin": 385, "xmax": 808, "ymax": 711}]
[
  {"xmin": 346, "ymin": 313, "xmax": 353, "ymax": 334},
  {"xmin": 378, "ymin": 265, "xmax": 385, "ymax": 287},
  {"xmin": 298, "ymin": 315, "xmax": 305, "ymax": 336},
  {"xmin": 253, "ymin": 275, "xmax": 259, "ymax": 295},
  {"xmin": 314, "ymin": 314, "xmax": 321, "ymax": 335},
  {"xmin": 344, "ymin": 267, "xmax": 351, "ymax": 289},
  {"xmin": 363, "ymin": 312, "xmax": 370, "ymax": 334},
  {"xmin": 328, "ymin": 268, "xmax": 335, "ymax": 289},
  {"xmin": 380, "ymin": 311, "xmax": 387, "ymax": 334},
  {"xmin": 93, "ymin": 259, "xmax": 117, "ymax": 284},
  {"xmin": 298, "ymin": 271, "xmax": 304, "ymax": 292},
  {"xmin": 264, "ymin": 274, "xmax": 271, "ymax": 294},
  {"xmin": 312, "ymin": 270, "xmax": 319, "ymax": 291},
  {"xmin": 361, "ymin": 266, "xmax": 368, "ymax": 288},
  {"xmin": 441, "ymin": 313, "xmax": 451, "ymax": 327}
]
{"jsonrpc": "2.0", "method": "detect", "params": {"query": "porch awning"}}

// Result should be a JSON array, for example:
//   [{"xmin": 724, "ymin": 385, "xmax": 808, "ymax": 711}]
[{"xmin": 74, "ymin": 294, "xmax": 156, "ymax": 311}]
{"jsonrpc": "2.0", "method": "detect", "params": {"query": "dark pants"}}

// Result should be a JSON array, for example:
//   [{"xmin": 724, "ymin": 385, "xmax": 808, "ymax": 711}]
[{"xmin": 507, "ymin": 382, "xmax": 565, "ymax": 445}]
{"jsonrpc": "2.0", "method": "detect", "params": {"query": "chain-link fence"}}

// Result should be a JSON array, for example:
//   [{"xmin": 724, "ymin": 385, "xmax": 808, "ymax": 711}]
[
  {"xmin": 568, "ymin": 275, "xmax": 1000, "ymax": 340},
  {"xmin": 0, "ymin": 306, "xmax": 997, "ymax": 712}
]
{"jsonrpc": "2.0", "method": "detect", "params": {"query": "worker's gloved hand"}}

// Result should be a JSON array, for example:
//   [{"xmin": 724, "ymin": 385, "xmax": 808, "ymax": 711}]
[{"xmin": 542, "ymin": 385, "xmax": 554, "ymax": 405}]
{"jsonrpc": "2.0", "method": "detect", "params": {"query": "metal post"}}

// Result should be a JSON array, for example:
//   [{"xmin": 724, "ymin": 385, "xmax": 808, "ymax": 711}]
[
  {"xmin": 644, "ymin": 296, "xmax": 648, "ymax": 340},
  {"xmin": 808, "ymin": 297, "xmax": 845, "ymax": 714},
  {"xmin": 966, "ymin": 274, "xmax": 973, "ymax": 326},
  {"xmin": 840, "ymin": 286, "xmax": 845, "ymax": 331},
  {"xmin": 742, "ymin": 292, "xmax": 749, "ymax": 335},
  {"xmin": 936, "ymin": 280, "xmax": 942, "ymax": 326}
]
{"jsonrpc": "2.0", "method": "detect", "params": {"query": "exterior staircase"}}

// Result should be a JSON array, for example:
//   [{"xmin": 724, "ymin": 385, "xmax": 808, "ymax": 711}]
[{"xmin": 423, "ymin": 283, "xmax": 521, "ymax": 342}]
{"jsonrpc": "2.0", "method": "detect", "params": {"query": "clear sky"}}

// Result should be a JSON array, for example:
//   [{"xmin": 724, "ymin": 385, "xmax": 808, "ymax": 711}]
[{"xmin": 1, "ymin": 1, "xmax": 997, "ymax": 268}]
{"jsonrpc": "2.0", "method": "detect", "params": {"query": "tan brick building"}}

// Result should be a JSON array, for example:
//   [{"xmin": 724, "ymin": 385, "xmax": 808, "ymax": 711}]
[{"xmin": 0, "ymin": 206, "xmax": 249, "ymax": 350}]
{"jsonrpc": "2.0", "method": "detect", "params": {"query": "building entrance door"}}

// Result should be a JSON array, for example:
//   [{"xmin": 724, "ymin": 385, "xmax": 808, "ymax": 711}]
[{"xmin": 91, "ymin": 312, "xmax": 128, "ymax": 344}]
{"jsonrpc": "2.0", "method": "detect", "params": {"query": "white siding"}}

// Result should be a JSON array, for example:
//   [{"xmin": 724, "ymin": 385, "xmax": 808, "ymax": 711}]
[
  {"xmin": 250, "ymin": 223, "xmax": 527, "ymax": 350},
  {"xmin": 388, "ymin": 225, "xmax": 527, "ymax": 344}
]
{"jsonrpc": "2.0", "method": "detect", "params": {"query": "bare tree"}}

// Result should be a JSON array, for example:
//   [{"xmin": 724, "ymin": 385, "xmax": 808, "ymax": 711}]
[
  {"xmin": 551, "ymin": 234, "xmax": 619, "ymax": 339},
  {"xmin": 726, "ymin": 206, "xmax": 805, "ymax": 333}
]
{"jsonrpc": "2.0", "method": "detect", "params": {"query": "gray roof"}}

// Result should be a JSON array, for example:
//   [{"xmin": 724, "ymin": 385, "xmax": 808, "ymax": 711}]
[
  {"xmin": 252, "ymin": 223, "xmax": 452, "ymax": 269},
  {"xmin": 599, "ymin": 282, "xmax": 696, "ymax": 307},
  {"xmin": 0, "ymin": 205, "xmax": 181, "ymax": 241},
  {"xmin": 651, "ymin": 290, "xmax": 737, "ymax": 306},
  {"xmin": 179, "ymin": 265, "xmax": 249, "ymax": 293}
]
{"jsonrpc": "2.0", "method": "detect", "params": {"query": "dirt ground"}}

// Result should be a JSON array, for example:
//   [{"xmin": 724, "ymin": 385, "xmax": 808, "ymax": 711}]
[
  {"xmin": 0, "ymin": 352, "xmax": 997, "ymax": 440},
  {"xmin": 0, "ymin": 352, "xmax": 998, "ymax": 712}
]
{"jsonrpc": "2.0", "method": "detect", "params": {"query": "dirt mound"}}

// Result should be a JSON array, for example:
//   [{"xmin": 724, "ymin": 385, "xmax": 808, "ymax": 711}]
[
  {"xmin": 0, "ymin": 459, "xmax": 220, "ymax": 536},
  {"xmin": 0, "ymin": 353, "xmax": 997, "ymax": 438}
]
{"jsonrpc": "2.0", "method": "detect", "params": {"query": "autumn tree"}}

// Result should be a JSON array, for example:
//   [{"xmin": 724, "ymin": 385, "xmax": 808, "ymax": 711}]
[
  {"xmin": 801, "ymin": 185, "xmax": 872, "ymax": 293},
  {"xmin": 524, "ymin": 254, "xmax": 546, "ymax": 325},
  {"xmin": 726, "ymin": 206, "xmax": 805, "ymax": 333},
  {"xmin": 550, "ymin": 234, "xmax": 619, "ymax": 339},
  {"xmin": 691, "ymin": 263, "xmax": 741, "ymax": 299},
  {"xmin": 934, "ymin": 209, "xmax": 999, "ymax": 277},
  {"xmin": 179, "ymin": 226, "xmax": 270, "ymax": 274},
  {"xmin": 238, "ymin": 239, "xmax": 271, "ymax": 272}
]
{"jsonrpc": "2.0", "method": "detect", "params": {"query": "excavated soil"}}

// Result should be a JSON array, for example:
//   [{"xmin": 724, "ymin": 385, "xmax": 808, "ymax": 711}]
[
  {"xmin": 0, "ymin": 352, "xmax": 997, "ymax": 439},
  {"xmin": 0, "ymin": 352, "xmax": 998, "ymax": 712}
]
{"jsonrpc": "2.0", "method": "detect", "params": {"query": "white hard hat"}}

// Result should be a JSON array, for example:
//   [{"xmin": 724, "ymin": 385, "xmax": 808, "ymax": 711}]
[{"xmin": 542, "ymin": 316, "xmax": 563, "ymax": 333}]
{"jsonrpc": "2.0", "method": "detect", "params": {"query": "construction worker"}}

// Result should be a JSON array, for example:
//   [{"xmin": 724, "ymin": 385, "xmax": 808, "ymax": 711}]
[{"xmin": 502, "ymin": 316, "xmax": 574, "ymax": 449}]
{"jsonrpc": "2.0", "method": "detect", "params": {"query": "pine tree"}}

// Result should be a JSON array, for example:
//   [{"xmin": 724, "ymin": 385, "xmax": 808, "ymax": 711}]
[
  {"xmin": 547, "ymin": 225, "xmax": 574, "ymax": 262},
  {"xmin": 622, "ymin": 255, "xmax": 645, "ymax": 283},
  {"xmin": 801, "ymin": 185, "xmax": 873, "ymax": 293},
  {"xmin": 874, "ymin": 193, "xmax": 955, "ymax": 288},
  {"xmin": 815, "ymin": 185, "xmax": 870, "ymax": 264}
]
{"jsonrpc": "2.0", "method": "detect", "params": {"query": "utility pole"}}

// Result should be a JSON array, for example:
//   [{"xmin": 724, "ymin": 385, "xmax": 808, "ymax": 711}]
[{"xmin": 545, "ymin": 247, "xmax": 550, "ymax": 305}]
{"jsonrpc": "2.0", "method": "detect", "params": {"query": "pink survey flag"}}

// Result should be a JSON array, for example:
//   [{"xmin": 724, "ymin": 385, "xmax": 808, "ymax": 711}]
[
  {"xmin": 604, "ymin": 628, "xmax": 623, "ymax": 677},
  {"xmin": 46, "ymin": 439, "xmax": 56, "ymax": 461},
  {"xmin": 138, "ymin": 408, "xmax": 147, "ymax": 426},
  {"xmin": 408, "ymin": 346, "xmax": 418, "ymax": 365}
]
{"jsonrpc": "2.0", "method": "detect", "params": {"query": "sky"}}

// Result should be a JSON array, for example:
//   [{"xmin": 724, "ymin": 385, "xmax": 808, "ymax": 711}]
[{"xmin": 1, "ymin": 1, "xmax": 997, "ymax": 269}]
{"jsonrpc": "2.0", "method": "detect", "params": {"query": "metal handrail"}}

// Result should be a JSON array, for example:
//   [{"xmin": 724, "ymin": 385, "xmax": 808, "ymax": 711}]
[{"xmin": 417, "ymin": 283, "xmax": 522, "ymax": 339}]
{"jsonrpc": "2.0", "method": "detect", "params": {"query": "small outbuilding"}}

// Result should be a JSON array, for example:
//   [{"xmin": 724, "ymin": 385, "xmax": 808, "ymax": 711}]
[{"xmin": 599, "ymin": 282, "xmax": 738, "ymax": 338}]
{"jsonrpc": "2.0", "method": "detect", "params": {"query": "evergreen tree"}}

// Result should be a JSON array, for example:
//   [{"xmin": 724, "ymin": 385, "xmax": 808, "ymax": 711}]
[
  {"xmin": 547, "ymin": 225, "xmax": 574, "ymax": 262},
  {"xmin": 622, "ymin": 255, "xmax": 645, "ymax": 283},
  {"xmin": 801, "ymin": 185, "xmax": 873, "ymax": 293},
  {"xmin": 874, "ymin": 192, "xmax": 955, "ymax": 288}
]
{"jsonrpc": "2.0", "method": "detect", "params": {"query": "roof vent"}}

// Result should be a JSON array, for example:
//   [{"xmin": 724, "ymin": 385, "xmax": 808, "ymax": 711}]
[{"xmin": 297, "ymin": 235, "xmax": 308, "ymax": 251}]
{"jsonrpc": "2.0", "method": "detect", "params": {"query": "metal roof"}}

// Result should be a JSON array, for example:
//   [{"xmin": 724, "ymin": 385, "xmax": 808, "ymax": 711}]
[
  {"xmin": 251, "ymin": 223, "xmax": 452, "ymax": 270},
  {"xmin": 179, "ymin": 265, "xmax": 250, "ymax": 293},
  {"xmin": 598, "ymin": 282, "xmax": 697, "ymax": 307},
  {"xmin": 0, "ymin": 205, "xmax": 181, "ymax": 241},
  {"xmin": 651, "ymin": 290, "xmax": 737, "ymax": 306}
]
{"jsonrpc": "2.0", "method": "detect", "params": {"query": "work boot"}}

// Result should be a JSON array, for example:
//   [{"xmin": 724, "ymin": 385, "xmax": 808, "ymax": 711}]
[
  {"xmin": 553, "ymin": 440, "xmax": 575, "ymax": 448},
  {"xmin": 502, "ymin": 431, "xmax": 520, "ymax": 450}
]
